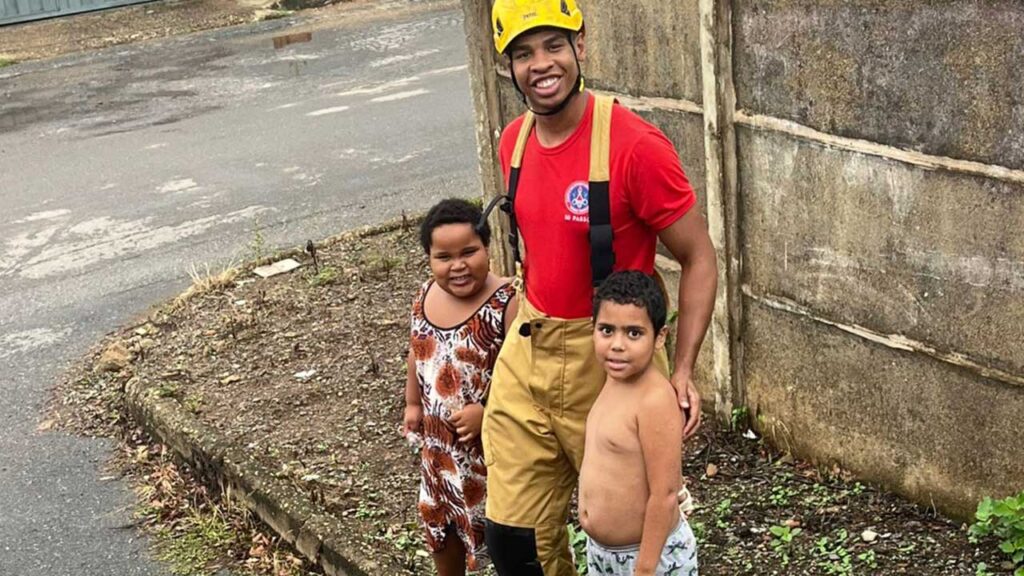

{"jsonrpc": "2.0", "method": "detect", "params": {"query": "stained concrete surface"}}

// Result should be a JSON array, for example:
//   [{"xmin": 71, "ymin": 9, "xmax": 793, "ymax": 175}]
[
  {"xmin": 584, "ymin": 0, "xmax": 702, "ymax": 103},
  {"xmin": 743, "ymin": 302, "xmax": 1024, "ymax": 518},
  {"xmin": 733, "ymin": 0, "xmax": 1024, "ymax": 170},
  {"xmin": 0, "ymin": 2, "xmax": 478, "ymax": 573},
  {"xmin": 738, "ymin": 127, "xmax": 1024, "ymax": 376}
]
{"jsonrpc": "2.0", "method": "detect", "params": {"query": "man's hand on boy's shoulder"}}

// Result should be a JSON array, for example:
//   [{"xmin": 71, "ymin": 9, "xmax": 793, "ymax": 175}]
[
  {"xmin": 669, "ymin": 370, "xmax": 701, "ymax": 440},
  {"xmin": 450, "ymin": 403, "xmax": 484, "ymax": 443}
]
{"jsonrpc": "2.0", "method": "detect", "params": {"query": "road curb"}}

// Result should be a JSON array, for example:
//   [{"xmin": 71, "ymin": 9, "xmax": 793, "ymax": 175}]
[
  {"xmin": 118, "ymin": 218, "xmax": 429, "ymax": 576},
  {"xmin": 124, "ymin": 376, "xmax": 377, "ymax": 575}
]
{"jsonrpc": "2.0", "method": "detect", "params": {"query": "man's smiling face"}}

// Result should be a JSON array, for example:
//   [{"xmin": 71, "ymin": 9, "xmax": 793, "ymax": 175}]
[{"xmin": 507, "ymin": 27, "xmax": 585, "ymax": 113}]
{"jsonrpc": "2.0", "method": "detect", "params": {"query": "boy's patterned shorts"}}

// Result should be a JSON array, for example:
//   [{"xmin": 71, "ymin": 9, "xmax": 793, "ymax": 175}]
[{"xmin": 586, "ymin": 519, "xmax": 698, "ymax": 576}]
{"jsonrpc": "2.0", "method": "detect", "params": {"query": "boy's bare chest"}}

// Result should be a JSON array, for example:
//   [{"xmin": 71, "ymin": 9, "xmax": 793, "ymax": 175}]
[{"xmin": 587, "ymin": 391, "xmax": 642, "ymax": 455}]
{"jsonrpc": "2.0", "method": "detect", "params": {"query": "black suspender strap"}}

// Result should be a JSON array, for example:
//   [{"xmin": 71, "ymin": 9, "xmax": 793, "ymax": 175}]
[
  {"xmin": 504, "ymin": 166, "xmax": 522, "ymax": 265},
  {"xmin": 587, "ymin": 180, "xmax": 614, "ymax": 286},
  {"xmin": 500, "ymin": 95, "xmax": 617, "ymax": 288},
  {"xmin": 588, "ymin": 95, "xmax": 616, "ymax": 287},
  {"xmin": 505, "ymin": 111, "xmax": 536, "ymax": 269}
]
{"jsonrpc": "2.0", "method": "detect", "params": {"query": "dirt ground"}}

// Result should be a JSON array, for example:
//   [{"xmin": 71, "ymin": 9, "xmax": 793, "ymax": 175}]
[
  {"xmin": 0, "ymin": 0, "xmax": 424, "ymax": 64},
  {"xmin": 0, "ymin": 0, "xmax": 265, "ymax": 63},
  {"xmin": 51, "ymin": 223, "xmax": 1017, "ymax": 575}
]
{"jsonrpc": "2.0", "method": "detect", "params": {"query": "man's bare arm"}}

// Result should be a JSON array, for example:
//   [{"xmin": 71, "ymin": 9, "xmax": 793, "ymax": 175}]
[{"xmin": 658, "ymin": 208, "xmax": 718, "ymax": 439}]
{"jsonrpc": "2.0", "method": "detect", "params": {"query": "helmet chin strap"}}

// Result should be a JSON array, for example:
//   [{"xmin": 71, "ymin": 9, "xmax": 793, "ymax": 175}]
[{"xmin": 509, "ymin": 33, "xmax": 585, "ymax": 117}]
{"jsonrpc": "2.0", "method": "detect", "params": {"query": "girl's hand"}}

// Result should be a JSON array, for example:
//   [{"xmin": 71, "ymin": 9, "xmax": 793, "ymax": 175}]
[
  {"xmin": 449, "ymin": 403, "xmax": 484, "ymax": 443},
  {"xmin": 403, "ymin": 404, "xmax": 423, "ymax": 436}
]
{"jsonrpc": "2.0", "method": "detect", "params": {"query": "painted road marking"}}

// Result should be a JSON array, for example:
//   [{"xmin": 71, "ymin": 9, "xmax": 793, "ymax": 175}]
[
  {"xmin": 306, "ymin": 105, "xmax": 351, "ymax": 117},
  {"xmin": 370, "ymin": 89, "xmax": 430, "ymax": 103}
]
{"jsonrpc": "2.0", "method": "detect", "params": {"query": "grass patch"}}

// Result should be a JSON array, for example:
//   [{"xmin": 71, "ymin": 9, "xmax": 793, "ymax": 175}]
[
  {"xmin": 0, "ymin": 58, "xmax": 16, "ymax": 68},
  {"xmin": 154, "ymin": 510, "xmax": 237, "ymax": 575},
  {"xmin": 307, "ymin": 265, "xmax": 340, "ymax": 287}
]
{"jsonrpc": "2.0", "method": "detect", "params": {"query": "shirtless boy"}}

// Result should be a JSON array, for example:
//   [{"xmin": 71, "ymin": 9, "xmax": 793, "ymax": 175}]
[{"xmin": 579, "ymin": 271, "xmax": 699, "ymax": 576}]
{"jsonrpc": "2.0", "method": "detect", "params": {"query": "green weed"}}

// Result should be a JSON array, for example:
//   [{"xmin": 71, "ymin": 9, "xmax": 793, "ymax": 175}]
[
  {"xmin": 155, "ymin": 509, "xmax": 237, "ymax": 575},
  {"xmin": 307, "ymin": 265, "xmax": 340, "ymax": 287},
  {"xmin": 715, "ymin": 498, "xmax": 734, "ymax": 530},
  {"xmin": 769, "ymin": 484, "xmax": 798, "ymax": 507},
  {"xmin": 815, "ymin": 529, "xmax": 854, "ymax": 576},
  {"xmin": 769, "ymin": 524, "xmax": 802, "ymax": 566},
  {"xmin": 969, "ymin": 491, "xmax": 1024, "ymax": 576},
  {"xmin": 730, "ymin": 406, "xmax": 749, "ymax": 431}
]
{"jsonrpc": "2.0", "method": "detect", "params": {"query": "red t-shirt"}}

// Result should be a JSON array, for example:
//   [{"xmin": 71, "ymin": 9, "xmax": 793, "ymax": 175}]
[{"xmin": 498, "ymin": 93, "xmax": 696, "ymax": 319}]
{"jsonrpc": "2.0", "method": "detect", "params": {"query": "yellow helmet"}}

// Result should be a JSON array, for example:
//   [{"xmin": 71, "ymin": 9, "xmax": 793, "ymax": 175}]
[{"xmin": 491, "ymin": 0, "xmax": 584, "ymax": 54}]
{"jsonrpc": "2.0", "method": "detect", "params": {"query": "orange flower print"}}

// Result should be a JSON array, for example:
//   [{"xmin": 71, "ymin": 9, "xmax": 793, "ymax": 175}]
[
  {"xmin": 435, "ymin": 362, "xmax": 461, "ymax": 398},
  {"xmin": 469, "ymin": 460, "xmax": 487, "ymax": 477},
  {"xmin": 411, "ymin": 335, "xmax": 436, "ymax": 360},
  {"xmin": 456, "ymin": 347, "xmax": 488, "ymax": 369},
  {"xmin": 431, "ymin": 448, "xmax": 458, "ymax": 475},
  {"xmin": 419, "ymin": 500, "xmax": 448, "ymax": 527},
  {"xmin": 463, "ymin": 477, "xmax": 485, "ymax": 508}
]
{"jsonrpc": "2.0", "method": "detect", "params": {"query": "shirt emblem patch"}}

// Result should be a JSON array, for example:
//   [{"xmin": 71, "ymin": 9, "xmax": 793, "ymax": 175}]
[{"xmin": 565, "ymin": 181, "xmax": 590, "ymax": 215}]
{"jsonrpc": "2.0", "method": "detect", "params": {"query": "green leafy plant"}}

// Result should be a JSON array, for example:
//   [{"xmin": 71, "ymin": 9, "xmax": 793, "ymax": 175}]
[
  {"xmin": 969, "ymin": 492, "xmax": 1024, "ymax": 576},
  {"xmin": 769, "ymin": 524, "xmax": 802, "ymax": 566},
  {"xmin": 690, "ymin": 519, "xmax": 706, "ymax": 540},
  {"xmin": 815, "ymin": 529, "xmax": 854, "ymax": 576},
  {"xmin": 769, "ymin": 484, "xmax": 798, "ymax": 507},
  {"xmin": 715, "ymin": 498, "xmax": 733, "ymax": 530},
  {"xmin": 666, "ymin": 309, "xmax": 679, "ymax": 325},
  {"xmin": 858, "ymin": 548, "xmax": 877, "ymax": 569},
  {"xmin": 307, "ymin": 265, "xmax": 340, "ymax": 287},
  {"xmin": 566, "ymin": 522, "xmax": 588, "ymax": 575},
  {"xmin": 730, "ymin": 406, "xmax": 749, "ymax": 431}
]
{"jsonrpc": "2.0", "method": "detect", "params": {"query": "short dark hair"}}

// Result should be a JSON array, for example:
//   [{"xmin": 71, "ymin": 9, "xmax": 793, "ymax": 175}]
[
  {"xmin": 593, "ymin": 271, "xmax": 667, "ymax": 333},
  {"xmin": 419, "ymin": 198, "xmax": 490, "ymax": 254}
]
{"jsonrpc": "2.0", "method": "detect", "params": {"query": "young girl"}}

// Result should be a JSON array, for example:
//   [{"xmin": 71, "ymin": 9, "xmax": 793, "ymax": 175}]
[{"xmin": 403, "ymin": 198, "xmax": 516, "ymax": 575}]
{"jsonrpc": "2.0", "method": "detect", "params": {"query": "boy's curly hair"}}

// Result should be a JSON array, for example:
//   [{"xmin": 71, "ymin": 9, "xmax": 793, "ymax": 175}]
[
  {"xmin": 592, "ymin": 271, "xmax": 667, "ymax": 333},
  {"xmin": 419, "ymin": 198, "xmax": 491, "ymax": 254}
]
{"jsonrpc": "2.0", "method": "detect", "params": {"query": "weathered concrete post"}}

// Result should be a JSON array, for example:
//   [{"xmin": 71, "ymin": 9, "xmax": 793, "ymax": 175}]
[
  {"xmin": 698, "ymin": 0, "xmax": 742, "ymax": 421},
  {"xmin": 459, "ymin": 0, "xmax": 516, "ymax": 276}
]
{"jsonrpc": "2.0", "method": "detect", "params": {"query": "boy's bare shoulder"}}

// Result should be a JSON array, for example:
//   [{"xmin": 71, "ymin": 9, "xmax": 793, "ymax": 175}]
[{"xmin": 638, "ymin": 372, "xmax": 679, "ymax": 416}]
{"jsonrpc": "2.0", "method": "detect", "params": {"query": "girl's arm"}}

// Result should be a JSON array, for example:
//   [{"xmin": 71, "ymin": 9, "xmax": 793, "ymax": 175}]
[
  {"xmin": 634, "ymin": 383, "xmax": 684, "ymax": 575},
  {"xmin": 402, "ymin": 349, "xmax": 423, "ymax": 434}
]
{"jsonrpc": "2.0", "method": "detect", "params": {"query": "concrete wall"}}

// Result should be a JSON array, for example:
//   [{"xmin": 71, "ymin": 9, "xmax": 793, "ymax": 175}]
[{"xmin": 459, "ymin": 0, "xmax": 1024, "ymax": 518}]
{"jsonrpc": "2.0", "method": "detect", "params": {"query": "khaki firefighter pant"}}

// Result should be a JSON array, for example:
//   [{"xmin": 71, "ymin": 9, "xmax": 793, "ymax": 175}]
[{"xmin": 482, "ymin": 295, "xmax": 668, "ymax": 576}]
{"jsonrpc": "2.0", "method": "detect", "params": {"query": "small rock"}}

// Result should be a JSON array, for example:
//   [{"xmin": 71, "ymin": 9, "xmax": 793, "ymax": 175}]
[
  {"xmin": 294, "ymin": 369, "xmax": 317, "ymax": 381},
  {"xmin": 861, "ymin": 529, "xmax": 878, "ymax": 543},
  {"xmin": 253, "ymin": 258, "xmax": 301, "ymax": 279},
  {"xmin": 705, "ymin": 463, "xmax": 719, "ymax": 478},
  {"xmin": 221, "ymin": 374, "xmax": 241, "ymax": 385},
  {"xmin": 96, "ymin": 342, "xmax": 132, "ymax": 373},
  {"xmin": 785, "ymin": 518, "xmax": 801, "ymax": 528},
  {"xmin": 139, "ymin": 338, "xmax": 157, "ymax": 351}
]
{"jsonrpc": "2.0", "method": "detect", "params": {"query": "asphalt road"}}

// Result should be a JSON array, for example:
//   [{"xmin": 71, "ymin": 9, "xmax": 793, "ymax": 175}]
[{"xmin": 0, "ymin": 1, "xmax": 479, "ymax": 573}]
